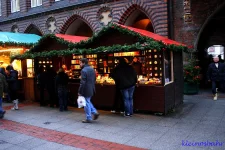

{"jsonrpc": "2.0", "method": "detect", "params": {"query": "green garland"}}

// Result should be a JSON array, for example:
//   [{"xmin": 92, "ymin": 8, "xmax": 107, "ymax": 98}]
[
  {"xmin": 11, "ymin": 23, "xmax": 189, "ymax": 60},
  {"xmin": 11, "ymin": 42, "xmax": 188, "ymax": 60},
  {"xmin": 0, "ymin": 41, "xmax": 34, "ymax": 48}
]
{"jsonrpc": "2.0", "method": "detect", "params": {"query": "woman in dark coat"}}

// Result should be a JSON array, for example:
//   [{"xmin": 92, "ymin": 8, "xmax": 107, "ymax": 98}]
[{"xmin": 55, "ymin": 68, "xmax": 69, "ymax": 111}]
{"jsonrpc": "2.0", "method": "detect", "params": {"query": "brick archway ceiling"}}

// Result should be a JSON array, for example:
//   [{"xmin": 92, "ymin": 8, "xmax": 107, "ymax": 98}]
[
  {"xmin": 60, "ymin": 16, "xmax": 93, "ymax": 36},
  {"xmin": 24, "ymin": 24, "xmax": 43, "ymax": 36},
  {"xmin": 198, "ymin": 7, "xmax": 225, "ymax": 49}
]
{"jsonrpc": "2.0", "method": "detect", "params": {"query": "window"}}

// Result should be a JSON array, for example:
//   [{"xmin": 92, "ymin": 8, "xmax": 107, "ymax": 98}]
[
  {"xmin": 31, "ymin": 0, "xmax": 42, "ymax": 8},
  {"xmin": 11, "ymin": 0, "xmax": 20, "ymax": 13},
  {"xmin": 164, "ymin": 51, "xmax": 173, "ymax": 84},
  {"xmin": 55, "ymin": 0, "xmax": 60, "ymax": 1}
]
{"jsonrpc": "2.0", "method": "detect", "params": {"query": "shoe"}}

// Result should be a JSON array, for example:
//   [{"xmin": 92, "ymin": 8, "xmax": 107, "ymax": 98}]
[
  {"xmin": 111, "ymin": 110, "xmax": 116, "ymax": 113},
  {"xmin": 124, "ymin": 114, "xmax": 130, "ymax": 117},
  {"xmin": 11, "ymin": 107, "xmax": 19, "ymax": 110},
  {"xmin": 120, "ymin": 111, "xmax": 124, "ymax": 114},
  {"xmin": 0, "ymin": 111, "xmax": 6, "ymax": 119},
  {"xmin": 82, "ymin": 119, "xmax": 92, "ymax": 123},
  {"xmin": 93, "ymin": 113, "xmax": 100, "ymax": 120}
]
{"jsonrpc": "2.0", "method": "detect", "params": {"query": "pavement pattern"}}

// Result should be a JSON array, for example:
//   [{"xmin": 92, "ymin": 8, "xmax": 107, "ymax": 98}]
[{"xmin": 0, "ymin": 90, "xmax": 225, "ymax": 150}]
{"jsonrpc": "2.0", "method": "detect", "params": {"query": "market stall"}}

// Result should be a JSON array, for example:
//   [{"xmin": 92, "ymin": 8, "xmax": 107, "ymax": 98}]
[
  {"xmin": 0, "ymin": 32, "xmax": 41, "ymax": 101},
  {"xmin": 12, "ymin": 23, "xmax": 188, "ymax": 114}
]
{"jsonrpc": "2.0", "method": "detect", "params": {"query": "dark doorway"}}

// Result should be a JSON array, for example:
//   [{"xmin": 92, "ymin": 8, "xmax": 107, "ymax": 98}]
[
  {"xmin": 124, "ymin": 9, "xmax": 154, "ymax": 32},
  {"xmin": 197, "ymin": 3, "xmax": 225, "ymax": 88}
]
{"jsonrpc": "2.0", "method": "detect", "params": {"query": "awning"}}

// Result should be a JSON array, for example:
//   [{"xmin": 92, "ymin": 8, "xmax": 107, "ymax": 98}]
[
  {"xmin": 55, "ymin": 34, "xmax": 89, "ymax": 43},
  {"xmin": 0, "ymin": 32, "xmax": 41, "ymax": 44},
  {"xmin": 118, "ymin": 24, "xmax": 185, "ymax": 46}
]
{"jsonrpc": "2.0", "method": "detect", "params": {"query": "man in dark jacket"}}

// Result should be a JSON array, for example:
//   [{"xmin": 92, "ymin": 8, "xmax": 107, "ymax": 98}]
[
  {"xmin": 111, "ymin": 58, "xmax": 137, "ymax": 117},
  {"xmin": 55, "ymin": 68, "xmax": 69, "ymax": 112},
  {"xmin": 6, "ymin": 65, "xmax": 19, "ymax": 110},
  {"xmin": 207, "ymin": 56, "xmax": 225, "ymax": 100},
  {"xmin": 78, "ymin": 58, "xmax": 99, "ymax": 123}
]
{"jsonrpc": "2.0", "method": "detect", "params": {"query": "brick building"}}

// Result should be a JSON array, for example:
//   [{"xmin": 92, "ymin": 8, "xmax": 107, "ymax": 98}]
[{"xmin": 0, "ymin": 0, "xmax": 225, "ymax": 67}]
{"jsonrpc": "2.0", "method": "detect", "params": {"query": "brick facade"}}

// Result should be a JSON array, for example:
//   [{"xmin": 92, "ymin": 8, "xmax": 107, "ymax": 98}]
[
  {"xmin": 172, "ymin": 0, "xmax": 225, "ymax": 48},
  {"xmin": 0, "ymin": 0, "xmax": 169, "ymax": 36}
]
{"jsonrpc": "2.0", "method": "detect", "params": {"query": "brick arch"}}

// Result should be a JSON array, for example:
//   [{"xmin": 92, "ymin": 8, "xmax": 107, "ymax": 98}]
[
  {"xmin": 116, "ymin": 1, "xmax": 156, "ymax": 32},
  {"xmin": 59, "ymin": 11, "xmax": 94, "ymax": 34},
  {"xmin": 24, "ymin": 23, "xmax": 44, "ymax": 35}
]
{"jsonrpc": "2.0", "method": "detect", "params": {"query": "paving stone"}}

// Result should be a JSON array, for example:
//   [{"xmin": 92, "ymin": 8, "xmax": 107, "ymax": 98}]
[
  {"xmin": 17, "ymin": 137, "xmax": 48, "ymax": 149},
  {"xmin": 0, "ymin": 130, "xmax": 21, "ymax": 140},
  {"xmin": 31, "ymin": 142, "xmax": 64, "ymax": 150},
  {"xmin": 4, "ymin": 134, "xmax": 34, "ymax": 144},
  {"xmin": 0, "ymin": 141, "xmax": 14, "ymax": 150}
]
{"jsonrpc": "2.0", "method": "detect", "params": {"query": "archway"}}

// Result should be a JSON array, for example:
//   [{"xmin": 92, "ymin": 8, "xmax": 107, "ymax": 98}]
[
  {"xmin": 61, "ymin": 18, "xmax": 93, "ymax": 37},
  {"xmin": 196, "ymin": 2, "xmax": 225, "ymax": 88},
  {"xmin": 24, "ymin": 24, "xmax": 43, "ymax": 36},
  {"xmin": 123, "ymin": 9, "xmax": 154, "ymax": 32}
]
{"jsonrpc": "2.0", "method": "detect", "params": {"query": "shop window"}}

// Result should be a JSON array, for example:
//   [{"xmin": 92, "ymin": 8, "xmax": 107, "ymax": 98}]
[
  {"xmin": 11, "ymin": 0, "xmax": 20, "ymax": 13},
  {"xmin": 31, "ymin": 0, "xmax": 42, "ymax": 8},
  {"xmin": 164, "ymin": 51, "xmax": 173, "ymax": 84},
  {"xmin": 27, "ymin": 59, "xmax": 34, "ymax": 77}
]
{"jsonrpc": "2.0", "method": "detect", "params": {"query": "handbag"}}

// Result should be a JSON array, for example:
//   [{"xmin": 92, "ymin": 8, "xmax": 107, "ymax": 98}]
[{"xmin": 77, "ymin": 96, "xmax": 86, "ymax": 108}]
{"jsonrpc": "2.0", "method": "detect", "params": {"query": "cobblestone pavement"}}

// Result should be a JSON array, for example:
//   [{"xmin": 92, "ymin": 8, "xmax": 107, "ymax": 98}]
[{"xmin": 0, "ymin": 90, "xmax": 225, "ymax": 150}]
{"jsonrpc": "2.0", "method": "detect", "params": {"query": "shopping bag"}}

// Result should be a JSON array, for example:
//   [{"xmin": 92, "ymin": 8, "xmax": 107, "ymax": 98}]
[{"xmin": 77, "ymin": 96, "xmax": 86, "ymax": 108}]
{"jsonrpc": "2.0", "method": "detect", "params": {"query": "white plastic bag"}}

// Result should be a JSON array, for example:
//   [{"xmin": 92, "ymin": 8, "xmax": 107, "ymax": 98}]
[{"xmin": 77, "ymin": 96, "xmax": 86, "ymax": 108}]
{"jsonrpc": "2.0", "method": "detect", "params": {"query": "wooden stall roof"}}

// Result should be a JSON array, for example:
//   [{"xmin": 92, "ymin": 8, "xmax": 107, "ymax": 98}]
[
  {"xmin": 30, "ymin": 34, "xmax": 89, "ymax": 52},
  {"xmin": 118, "ymin": 24, "xmax": 185, "ymax": 46},
  {"xmin": 0, "ymin": 32, "xmax": 41, "ymax": 49},
  {"xmin": 55, "ymin": 34, "xmax": 88, "ymax": 43}
]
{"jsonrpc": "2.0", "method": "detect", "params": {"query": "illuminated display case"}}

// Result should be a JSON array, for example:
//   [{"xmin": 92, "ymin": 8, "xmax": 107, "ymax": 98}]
[
  {"xmin": 37, "ymin": 58, "xmax": 53, "ymax": 71},
  {"xmin": 94, "ymin": 50, "xmax": 166, "ymax": 86},
  {"xmin": 71, "ymin": 55, "xmax": 83, "ymax": 78},
  {"xmin": 86, "ymin": 54, "xmax": 97, "ymax": 71}
]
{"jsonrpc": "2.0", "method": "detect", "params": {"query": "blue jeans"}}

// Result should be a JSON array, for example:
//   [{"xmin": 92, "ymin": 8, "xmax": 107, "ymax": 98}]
[
  {"xmin": 212, "ymin": 81, "xmax": 223, "ymax": 94},
  {"xmin": 84, "ymin": 97, "xmax": 97, "ymax": 120},
  {"xmin": 0, "ymin": 97, "xmax": 4, "ymax": 114},
  {"xmin": 58, "ymin": 87, "xmax": 68, "ymax": 111},
  {"xmin": 121, "ymin": 86, "xmax": 135, "ymax": 115}
]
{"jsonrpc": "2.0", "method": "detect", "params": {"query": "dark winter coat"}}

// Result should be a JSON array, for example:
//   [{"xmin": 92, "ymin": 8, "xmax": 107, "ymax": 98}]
[
  {"xmin": 111, "ymin": 63, "xmax": 137, "ymax": 90},
  {"xmin": 207, "ymin": 62, "xmax": 225, "ymax": 81},
  {"xmin": 78, "ymin": 65, "xmax": 96, "ymax": 97},
  {"xmin": 131, "ymin": 61, "xmax": 142, "ymax": 75},
  {"xmin": 0, "ymin": 73, "xmax": 8, "ymax": 97},
  {"xmin": 7, "ymin": 70, "xmax": 18, "ymax": 91},
  {"xmin": 55, "ymin": 72, "xmax": 69, "ymax": 88}
]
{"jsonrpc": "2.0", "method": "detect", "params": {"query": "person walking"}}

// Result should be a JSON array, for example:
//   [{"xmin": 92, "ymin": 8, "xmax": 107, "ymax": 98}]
[
  {"xmin": 55, "ymin": 68, "xmax": 69, "ymax": 112},
  {"xmin": 5, "ymin": 65, "xmax": 19, "ymax": 110},
  {"xmin": 0, "ymin": 71, "xmax": 8, "ymax": 118},
  {"xmin": 78, "ymin": 58, "xmax": 99, "ymax": 123},
  {"xmin": 207, "ymin": 56, "xmax": 225, "ymax": 100},
  {"xmin": 111, "ymin": 58, "xmax": 137, "ymax": 117}
]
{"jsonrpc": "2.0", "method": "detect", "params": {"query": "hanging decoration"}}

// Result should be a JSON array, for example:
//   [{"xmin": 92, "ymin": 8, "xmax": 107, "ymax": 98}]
[{"xmin": 11, "ymin": 23, "xmax": 190, "ymax": 61}]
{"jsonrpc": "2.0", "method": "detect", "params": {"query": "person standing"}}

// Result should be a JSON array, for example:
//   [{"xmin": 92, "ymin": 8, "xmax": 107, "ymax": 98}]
[
  {"xmin": 111, "ymin": 58, "xmax": 137, "ymax": 117},
  {"xmin": 36, "ymin": 66, "xmax": 47, "ymax": 106},
  {"xmin": 55, "ymin": 68, "xmax": 69, "ymax": 112},
  {"xmin": 45, "ymin": 66, "xmax": 57, "ymax": 107},
  {"xmin": 5, "ymin": 65, "xmax": 19, "ymax": 110},
  {"xmin": 207, "ymin": 56, "xmax": 225, "ymax": 100},
  {"xmin": 131, "ymin": 57, "xmax": 142, "ymax": 75},
  {"xmin": 0, "ymin": 72, "xmax": 8, "ymax": 118},
  {"xmin": 78, "ymin": 58, "xmax": 99, "ymax": 123}
]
